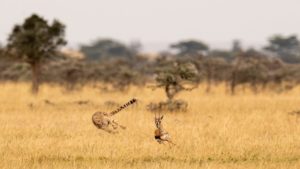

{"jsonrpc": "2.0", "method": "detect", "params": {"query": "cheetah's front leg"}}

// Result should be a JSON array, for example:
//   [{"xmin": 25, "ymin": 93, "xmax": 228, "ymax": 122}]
[{"xmin": 111, "ymin": 120, "xmax": 126, "ymax": 129}]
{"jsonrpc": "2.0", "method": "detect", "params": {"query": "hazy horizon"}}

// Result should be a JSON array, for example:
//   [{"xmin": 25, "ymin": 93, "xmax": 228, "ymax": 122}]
[{"xmin": 1, "ymin": 0, "xmax": 300, "ymax": 52}]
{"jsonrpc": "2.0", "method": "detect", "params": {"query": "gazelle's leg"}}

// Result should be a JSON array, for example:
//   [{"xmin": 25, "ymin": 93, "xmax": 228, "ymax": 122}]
[
  {"xmin": 161, "ymin": 141, "xmax": 166, "ymax": 145},
  {"xmin": 167, "ymin": 140, "xmax": 176, "ymax": 146}
]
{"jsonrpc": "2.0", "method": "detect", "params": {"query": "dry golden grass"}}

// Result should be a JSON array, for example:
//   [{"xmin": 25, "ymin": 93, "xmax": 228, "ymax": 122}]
[{"xmin": 0, "ymin": 83, "xmax": 300, "ymax": 169}]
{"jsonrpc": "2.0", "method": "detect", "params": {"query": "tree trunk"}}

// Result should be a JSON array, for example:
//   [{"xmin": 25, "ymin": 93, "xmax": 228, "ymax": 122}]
[
  {"xmin": 231, "ymin": 71, "xmax": 236, "ymax": 95},
  {"xmin": 231, "ymin": 53, "xmax": 243, "ymax": 95},
  {"xmin": 251, "ymin": 79, "xmax": 258, "ymax": 94},
  {"xmin": 165, "ymin": 84, "xmax": 175, "ymax": 101},
  {"xmin": 206, "ymin": 68, "xmax": 212, "ymax": 93},
  {"xmin": 31, "ymin": 62, "xmax": 40, "ymax": 94}
]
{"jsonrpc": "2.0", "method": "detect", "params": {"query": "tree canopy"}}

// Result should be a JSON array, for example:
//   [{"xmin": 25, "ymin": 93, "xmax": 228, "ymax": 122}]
[
  {"xmin": 80, "ymin": 39, "xmax": 134, "ymax": 60},
  {"xmin": 171, "ymin": 40, "xmax": 209, "ymax": 56},
  {"xmin": 264, "ymin": 35, "xmax": 300, "ymax": 63}
]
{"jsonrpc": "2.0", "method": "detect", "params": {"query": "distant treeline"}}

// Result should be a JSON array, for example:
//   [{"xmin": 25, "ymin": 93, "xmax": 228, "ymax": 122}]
[{"xmin": 1, "ymin": 14, "xmax": 300, "ymax": 94}]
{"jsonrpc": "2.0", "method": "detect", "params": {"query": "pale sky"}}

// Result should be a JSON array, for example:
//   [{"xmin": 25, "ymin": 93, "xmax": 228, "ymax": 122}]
[{"xmin": 1, "ymin": 0, "xmax": 300, "ymax": 52}]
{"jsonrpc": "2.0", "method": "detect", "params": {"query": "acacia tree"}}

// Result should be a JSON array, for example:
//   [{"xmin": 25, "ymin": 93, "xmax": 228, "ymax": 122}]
[
  {"xmin": 155, "ymin": 61, "xmax": 199, "ymax": 101},
  {"xmin": 264, "ymin": 35, "xmax": 300, "ymax": 63},
  {"xmin": 80, "ymin": 39, "xmax": 134, "ymax": 60},
  {"xmin": 171, "ymin": 40, "xmax": 209, "ymax": 57},
  {"xmin": 147, "ymin": 61, "xmax": 199, "ymax": 112},
  {"xmin": 230, "ymin": 49, "xmax": 273, "ymax": 94},
  {"xmin": 7, "ymin": 14, "xmax": 66, "ymax": 94}
]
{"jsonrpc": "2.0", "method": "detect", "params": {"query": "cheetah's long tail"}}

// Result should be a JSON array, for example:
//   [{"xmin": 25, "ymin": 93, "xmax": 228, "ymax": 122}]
[{"xmin": 109, "ymin": 98, "xmax": 137, "ymax": 116}]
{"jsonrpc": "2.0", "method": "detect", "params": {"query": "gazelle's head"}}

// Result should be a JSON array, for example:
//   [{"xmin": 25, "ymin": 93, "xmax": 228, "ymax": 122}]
[{"xmin": 154, "ymin": 113, "xmax": 164, "ymax": 129}]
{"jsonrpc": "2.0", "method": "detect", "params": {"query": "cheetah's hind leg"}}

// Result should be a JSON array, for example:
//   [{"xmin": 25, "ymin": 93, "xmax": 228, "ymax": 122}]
[{"xmin": 102, "ymin": 127, "xmax": 118, "ymax": 134}]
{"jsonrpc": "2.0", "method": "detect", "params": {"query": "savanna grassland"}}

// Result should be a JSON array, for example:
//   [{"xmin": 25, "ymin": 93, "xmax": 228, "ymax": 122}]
[{"xmin": 0, "ymin": 83, "xmax": 300, "ymax": 169}]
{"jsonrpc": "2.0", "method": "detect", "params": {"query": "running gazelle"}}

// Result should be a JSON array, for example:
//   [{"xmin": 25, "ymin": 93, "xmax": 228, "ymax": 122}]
[
  {"xmin": 154, "ymin": 112, "xmax": 175, "ymax": 145},
  {"xmin": 92, "ymin": 98, "xmax": 137, "ymax": 134}
]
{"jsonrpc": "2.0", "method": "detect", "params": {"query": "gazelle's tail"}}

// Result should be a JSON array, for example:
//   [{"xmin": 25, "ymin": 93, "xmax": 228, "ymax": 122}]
[{"xmin": 109, "ymin": 98, "xmax": 137, "ymax": 116}]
